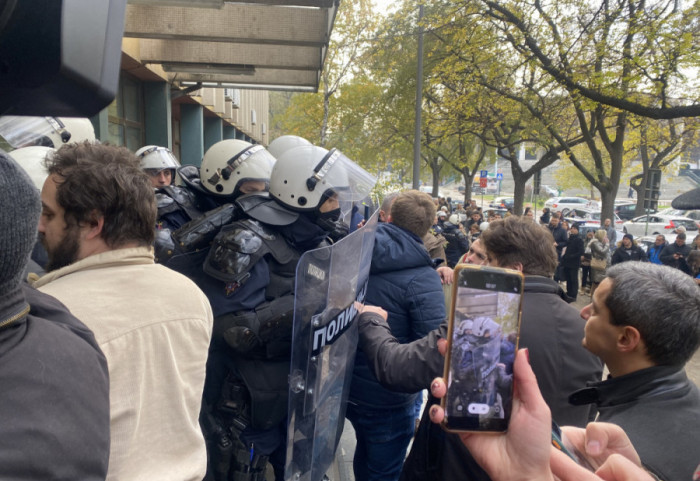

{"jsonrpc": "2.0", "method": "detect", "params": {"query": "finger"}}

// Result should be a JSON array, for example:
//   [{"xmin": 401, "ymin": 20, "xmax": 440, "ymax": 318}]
[
  {"xmin": 550, "ymin": 447, "xmax": 599, "ymax": 481},
  {"xmin": 437, "ymin": 338, "xmax": 448, "ymax": 357},
  {"xmin": 430, "ymin": 377, "xmax": 446, "ymax": 398},
  {"xmin": 595, "ymin": 454, "xmax": 655, "ymax": 481},
  {"xmin": 428, "ymin": 403, "xmax": 445, "ymax": 424},
  {"xmin": 512, "ymin": 349, "xmax": 544, "ymax": 409},
  {"xmin": 582, "ymin": 422, "xmax": 641, "ymax": 466}
]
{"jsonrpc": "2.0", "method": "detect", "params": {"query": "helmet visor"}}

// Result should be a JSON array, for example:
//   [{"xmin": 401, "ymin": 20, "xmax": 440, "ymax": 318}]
[
  {"xmin": 138, "ymin": 146, "xmax": 181, "ymax": 171},
  {"xmin": 0, "ymin": 116, "xmax": 57, "ymax": 149},
  {"xmin": 314, "ymin": 149, "xmax": 376, "ymax": 222}
]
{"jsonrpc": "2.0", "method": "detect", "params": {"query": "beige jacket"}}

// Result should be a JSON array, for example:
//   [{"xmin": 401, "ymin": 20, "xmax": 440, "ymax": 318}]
[{"xmin": 33, "ymin": 247, "xmax": 213, "ymax": 481}]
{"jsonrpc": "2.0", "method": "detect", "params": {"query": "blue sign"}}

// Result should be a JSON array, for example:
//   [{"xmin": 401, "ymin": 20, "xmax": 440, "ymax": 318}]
[
  {"xmin": 480, "ymin": 170, "xmax": 488, "ymax": 179},
  {"xmin": 496, "ymin": 173, "xmax": 503, "ymax": 180}
]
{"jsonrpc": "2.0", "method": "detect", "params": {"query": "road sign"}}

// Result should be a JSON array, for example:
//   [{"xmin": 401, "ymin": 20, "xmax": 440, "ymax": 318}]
[
  {"xmin": 480, "ymin": 170, "xmax": 488, "ymax": 179},
  {"xmin": 496, "ymin": 173, "xmax": 503, "ymax": 180},
  {"xmin": 479, "ymin": 178, "xmax": 488, "ymax": 188}
]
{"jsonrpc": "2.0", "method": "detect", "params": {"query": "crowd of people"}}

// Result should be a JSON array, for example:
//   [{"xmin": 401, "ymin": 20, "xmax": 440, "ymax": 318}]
[{"xmin": 1, "ymin": 126, "xmax": 699, "ymax": 481}]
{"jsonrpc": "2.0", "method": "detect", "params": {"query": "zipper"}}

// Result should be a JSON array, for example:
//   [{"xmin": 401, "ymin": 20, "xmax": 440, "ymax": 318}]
[{"xmin": 0, "ymin": 305, "xmax": 29, "ymax": 330}]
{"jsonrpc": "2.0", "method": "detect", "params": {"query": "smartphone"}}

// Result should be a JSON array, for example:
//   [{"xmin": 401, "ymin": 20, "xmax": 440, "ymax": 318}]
[
  {"xmin": 441, "ymin": 264, "xmax": 524, "ymax": 432},
  {"xmin": 551, "ymin": 420, "xmax": 596, "ymax": 471}
]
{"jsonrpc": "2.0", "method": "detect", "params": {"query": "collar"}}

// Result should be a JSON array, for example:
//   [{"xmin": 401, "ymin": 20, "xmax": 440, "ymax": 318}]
[
  {"xmin": 0, "ymin": 286, "xmax": 29, "ymax": 332},
  {"xmin": 32, "ymin": 246, "xmax": 155, "ymax": 289},
  {"xmin": 523, "ymin": 275, "xmax": 569, "ymax": 302},
  {"xmin": 569, "ymin": 365, "xmax": 691, "ymax": 407}
]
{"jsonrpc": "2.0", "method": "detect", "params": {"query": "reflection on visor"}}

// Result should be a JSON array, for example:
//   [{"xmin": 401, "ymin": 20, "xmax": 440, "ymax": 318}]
[{"xmin": 0, "ymin": 116, "xmax": 57, "ymax": 149}]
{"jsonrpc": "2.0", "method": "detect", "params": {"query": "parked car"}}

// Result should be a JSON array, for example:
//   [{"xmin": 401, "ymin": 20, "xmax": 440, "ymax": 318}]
[
  {"xmin": 621, "ymin": 214, "xmax": 698, "ymax": 237},
  {"xmin": 540, "ymin": 184, "xmax": 558, "ymax": 197},
  {"xmin": 564, "ymin": 208, "xmax": 624, "ymax": 227},
  {"xmin": 613, "ymin": 201, "xmax": 652, "ymax": 220},
  {"xmin": 658, "ymin": 208, "xmax": 700, "ymax": 226},
  {"xmin": 544, "ymin": 196, "xmax": 599, "ymax": 214},
  {"xmin": 488, "ymin": 197, "xmax": 515, "ymax": 210}
]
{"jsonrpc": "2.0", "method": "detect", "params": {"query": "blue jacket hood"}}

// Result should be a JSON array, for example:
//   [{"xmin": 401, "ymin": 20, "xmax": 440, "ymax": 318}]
[{"xmin": 371, "ymin": 222, "xmax": 433, "ymax": 274}]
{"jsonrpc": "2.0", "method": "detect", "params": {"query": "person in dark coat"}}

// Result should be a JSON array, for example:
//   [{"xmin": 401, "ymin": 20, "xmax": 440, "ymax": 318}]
[
  {"xmin": 660, "ymin": 232, "xmax": 692, "ymax": 274},
  {"xmin": 547, "ymin": 215, "xmax": 568, "ymax": 281},
  {"xmin": 561, "ymin": 223, "xmax": 584, "ymax": 301},
  {"xmin": 0, "ymin": 154, "xmax": 110, "ymax": 480},
  {"xmin": 571, "ymin": 262, "xmax": 700, "ymax": 481},
  {"xmin": 442, "ymin": 214, "xmax": 470, "ymax": 268},
  {"xmin": 356, "ymin": 216, "xmax": 602, "ymax": 481},
  {"xmin": 611, "ymin": 233, "xmax": 648, "ymax": 265},
  {"xmin": 347, "ymin": 190, "xmax": 446, "ymax": 481}
]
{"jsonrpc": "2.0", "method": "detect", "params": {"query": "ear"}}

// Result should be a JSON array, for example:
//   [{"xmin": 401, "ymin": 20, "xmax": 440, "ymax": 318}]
[
  {"xmin": 509, "ymin": 262, "xmax": 523, "ymax": 272},
  {"xmin": 617, "ymin": 325, "xmax": 642, "ymax": 353},
  {"xmin": 83, "ymin": 210, "xmax": 105, "ymax": 241}
]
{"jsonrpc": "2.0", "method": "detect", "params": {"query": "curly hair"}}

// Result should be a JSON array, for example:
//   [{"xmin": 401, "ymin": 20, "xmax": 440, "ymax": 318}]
[{"xmin": 44, "ymin": 142, "xmax": 156, "ymax": 247}]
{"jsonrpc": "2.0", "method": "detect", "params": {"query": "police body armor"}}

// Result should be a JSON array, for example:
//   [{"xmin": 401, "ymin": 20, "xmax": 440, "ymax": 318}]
[{"xmin": 201, "ymin": 195, "xmax": 331, "ymax": 481}]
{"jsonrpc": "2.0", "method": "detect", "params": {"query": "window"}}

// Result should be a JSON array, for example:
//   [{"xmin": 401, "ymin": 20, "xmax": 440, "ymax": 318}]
[{"xmin": 107, "ymin": 73, "xmax": 144, "ymax": 151}]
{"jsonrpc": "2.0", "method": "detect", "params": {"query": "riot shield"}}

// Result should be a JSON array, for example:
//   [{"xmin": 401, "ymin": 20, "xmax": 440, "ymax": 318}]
[{"xmin": 285, "ymin": 210, "xmax": 379, "ymax": 481}]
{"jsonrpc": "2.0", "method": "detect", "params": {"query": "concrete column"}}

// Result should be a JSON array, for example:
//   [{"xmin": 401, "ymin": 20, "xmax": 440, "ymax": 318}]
[
  {"xmin": 180, "ymin": 104, "xmax": 204, "ymax": 167},
  {"xmin": 204, "ymin": 117, "xmax": 223, "ymax": 152},
  {"xmin": 144, "ymin": 82, "xmax": 172, "ymax": 149},
  {"xmin": 90, "ymin": 109, "xmax": 110, "ymax": 142},
  {"xmin": 223, "ymin": 125, "xmax": 236, "ymax": 140}
]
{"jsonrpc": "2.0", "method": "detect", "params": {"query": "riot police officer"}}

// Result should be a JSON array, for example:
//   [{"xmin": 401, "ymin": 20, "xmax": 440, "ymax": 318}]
[
  {"xmin": 149, "ymin": 140, "xmax": 276, "ymax": 265},
  {"xmin": 137, "ymin": 144, "xmax": 180, "ymax": 189},
  {"xmin": 201, "ymin": 144, "xmax": 374, "ymax": 481}
]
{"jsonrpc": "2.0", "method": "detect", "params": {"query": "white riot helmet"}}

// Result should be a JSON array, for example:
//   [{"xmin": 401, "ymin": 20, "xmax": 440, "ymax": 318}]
[
  {"xmin": 136, "ymin": 145, "xmax": 180, "ymax": 172},
  {"xmin": 270, "ymin": 145, "xmax": 376, "ymax": 222},
  {"xmin": 0, "ymin": 116, "xmax": 95, "ymax": 148},
  {"xmin": 136, "ymin": 145, "xmax": 180, "ymax": 187},
  {"xmin": 8, "ymin": 146, "xmax": 54, "ymax": 190},
  {"xmin": 200, "ymin": 139, "xmax": 276, "ymax": 198},
  {"xmin": 267, "ymin": 135, "xmax": 311, "ymax": 160}
]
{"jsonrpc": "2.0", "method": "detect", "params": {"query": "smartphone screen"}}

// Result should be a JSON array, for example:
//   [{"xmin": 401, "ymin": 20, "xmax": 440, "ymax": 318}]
[{"xmin": 442, "ymin": 265, "xmax": 523, "ymax": 432}]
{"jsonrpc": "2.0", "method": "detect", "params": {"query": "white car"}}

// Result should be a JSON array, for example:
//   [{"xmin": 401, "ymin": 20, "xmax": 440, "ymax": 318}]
[
  {"xmin": 657, "ymin": 208, "xmax": 700, "ymax": 226},
  {"xmin": 544, "ymin": 196, "xmax": 599, "ymax": 214},
  {"xmin": 564, "ymin": 208, "xmax": 624, "ymax": 227},
  {"xmin": 621, "ymin": 214, "xmax": 698, "ymax": 237}
]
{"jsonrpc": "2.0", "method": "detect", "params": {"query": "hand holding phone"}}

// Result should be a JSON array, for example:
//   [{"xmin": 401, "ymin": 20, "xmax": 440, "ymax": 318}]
[{"xmin": 441, "ymin": 264, "xmax": 524, "ymax": 432}]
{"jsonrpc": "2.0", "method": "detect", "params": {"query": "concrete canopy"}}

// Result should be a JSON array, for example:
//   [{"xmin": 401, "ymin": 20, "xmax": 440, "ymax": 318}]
[{"xmin": 124, "ymin": 1, "xmax": 339, "ymax": 91}]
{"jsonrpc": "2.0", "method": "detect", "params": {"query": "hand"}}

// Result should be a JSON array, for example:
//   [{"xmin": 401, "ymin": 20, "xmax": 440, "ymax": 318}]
[
  {"xmin": 550, "ymin": 449, "xmax": 654, "ymax": 481},
  {"xmin": 436, "ymin": 266, "xmax": 454, "ymax": 285},
  {"xmin": 357, "ymin": 303, "xmax": 388, "ymax": 320},
  {"xmin": 559, "ymin": 423, "xmax": 641, "ymax": 471},
  {"xmin": 428, "ymin": 349, "xmax": 556, "ymax": 481}
]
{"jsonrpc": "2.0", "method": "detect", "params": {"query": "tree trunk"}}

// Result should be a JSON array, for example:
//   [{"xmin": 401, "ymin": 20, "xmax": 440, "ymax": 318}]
[
  {"xmin": 431, "ymin": 168, "xmax": 440, "ymax": 197},
  {"xmin": 462, "ymin": 170, "xmax": 473, "ymax": 203},
  {"xmin": 511, "ymin": 171, "xmax": 528, "ymax": 215},
  {"xmin": 599, "ymin": 188, "xmax": 617, "ymax": 225}
]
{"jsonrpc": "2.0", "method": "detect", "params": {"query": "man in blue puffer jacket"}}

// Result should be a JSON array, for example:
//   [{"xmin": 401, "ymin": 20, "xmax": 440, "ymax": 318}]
[{"xmin": 347, "ymin": 189, "xmax": 446, "ymax": 481}]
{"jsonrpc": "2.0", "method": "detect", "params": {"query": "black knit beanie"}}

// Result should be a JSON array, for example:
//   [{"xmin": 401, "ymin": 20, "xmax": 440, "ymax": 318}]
[{"xmin": 0, "ymin": 152, "xmax": 41, "ymax": 297}]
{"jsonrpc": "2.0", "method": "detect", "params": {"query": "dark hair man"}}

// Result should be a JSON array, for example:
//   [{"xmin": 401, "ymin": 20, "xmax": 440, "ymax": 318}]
[
  {"xmin": 347, "ymin": 189, "xmax": 446, "ymax": 481},
  {"xmin": 660, "ymin": 232, "xmax": 692, "ymax": 274},
  {"xmin": 355, "ymin": 216, "xmax": 602, "ymax": 481},
  {"xmin": 647, "ymin": 234, "xmax": 667, "ymax": 265},
  {"xmin": 611, "ymin": 233, "xmax": 648, "ymax": 265},
  {"xmin": 571, "ymin": 262, "xmax": 700, "ymax": 481},
  {"xmin": 31, "ymin": 142, "xmax": 214, "ymax": 481},
  {"xmin": 0, "ymin": 153, "xmax": 110, "ymax": 480},
  {"xmin": 561, "ymin": 223, "xmax": 584, "ymax": 301}
]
